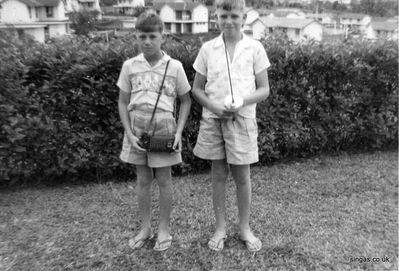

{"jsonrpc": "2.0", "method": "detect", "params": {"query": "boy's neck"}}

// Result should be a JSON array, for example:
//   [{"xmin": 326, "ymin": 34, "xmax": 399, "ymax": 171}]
[
  {"xmin": 223, "ymin": 32, "xmax": 242, "ymax": 45},
  {"xmin": 144, "ymin": 51, "xmax": 164, "ymax": 66}
]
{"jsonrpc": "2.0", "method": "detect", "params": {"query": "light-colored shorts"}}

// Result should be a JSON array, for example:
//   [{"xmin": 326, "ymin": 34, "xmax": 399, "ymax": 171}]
[
  {"xmin": 193, "ymin": 116, "xmax": 259, "ymax": 165},
  {"xmin": 120, "ymin": 110, "xmax": 182, "ymax": 168}
]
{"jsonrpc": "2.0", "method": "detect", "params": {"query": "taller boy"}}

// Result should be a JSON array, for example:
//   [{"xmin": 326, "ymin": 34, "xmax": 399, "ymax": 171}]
[{"xmin": 192, "ymin": 0, "xmax": 271, "ymax": 252}]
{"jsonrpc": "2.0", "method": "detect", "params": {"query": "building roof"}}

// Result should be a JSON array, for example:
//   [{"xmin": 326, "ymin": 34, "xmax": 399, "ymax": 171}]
[
  {"xmin": 153, "ymin": 1, "xmax": 202, "ymax": 11},
  {"xmin": 261, "ymin": 17, "xmax": 320, "ymax": 29},
  {"xmin": 37, "ymin": 0, "xmax": 61, "ymax": 5},
  {"xmin": 306, "ymin": 13, "xmax": 334, "ymax": 19},
  {"xmin": 371, "ymin": 21, "xmax": 398, "ymax": 32},
  {"xmin": 256, "ymin": 8, "xmax": 273, "ymax": 16},
  {"xmin": 272, "ymin": 10, "xmax": 304, "ymax": 17},
  {"xmin": 339, "ymin": 13, "xmax": 369, "ymax": 20},
  {"xmin": 5, "ymin": 0, "xmax": 61, "ymax": 6},
  {"xmin": 245, "ymin": 16, "xmax": 264, "ymax": 26}
]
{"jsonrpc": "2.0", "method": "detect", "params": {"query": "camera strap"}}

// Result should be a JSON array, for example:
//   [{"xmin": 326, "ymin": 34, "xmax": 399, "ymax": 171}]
[
  {"xmin": 146, "ymin": 59, "xmax": 170, "ymax": 136},
  {"xmin": 223, "ymin": 34, "xmax": 236, "ymax": 122}
]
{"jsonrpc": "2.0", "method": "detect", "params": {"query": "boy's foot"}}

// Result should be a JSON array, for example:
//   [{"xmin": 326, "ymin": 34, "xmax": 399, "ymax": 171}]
[
  {"xmin": 128, "ymin": 229, "xmax": 153, "ymax": 250},
  {"xmin": 208, "ymin": 232, "xmax": 227, "ymax": 252},
  {"xmin": 153, "ymin": 235, "xmax": 172, "ymax": 251},
  {"xmin": 239, "ymin": 231, "xmax": 262, "ymax": 252}
]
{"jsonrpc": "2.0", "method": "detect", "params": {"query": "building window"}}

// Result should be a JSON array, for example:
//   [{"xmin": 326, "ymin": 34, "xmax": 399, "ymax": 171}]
[
  {"xmin": 165, "ymin": 23, "xmax": 171, "ymax": 31},
  {"xmin": 176, "ymin": 10, "xmax": 182, "ymax": 20},
  {"xmin": 185, "ymin": 23, "xmax": 192, "ymax": 33},
  {"xmin": 176, "ymin": 23, "xmax": 181, "ymax": 33},
  {"xmin": 295, "ymin": 29, "xmax": 300, "ymax": 36},
  {"xmin": 183, "ymin": 11, "xmax": 191, "ymax": 20},
  {"xmin": 269, "ymin": 27, "xmax": 273, "ymax": 33},
  {"xmin": 87, "ymin": 2, "xmax": 93, "ymax": 7},
  {"xmin": 35, "ymin": 7, "xmax": 39, "ymax": 17},
  {"xmin": 28, "ymin": 7, "xmax": 32, "ymax": 18},
  {"xmin": 46, "ymin": 6, "xmax": 53, "ymax": 18}
]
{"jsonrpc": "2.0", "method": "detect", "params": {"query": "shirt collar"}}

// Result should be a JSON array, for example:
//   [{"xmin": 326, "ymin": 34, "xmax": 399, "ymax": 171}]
[
  {"xmin": 136, "ymin": 51, "xmax": 171, "ymax": 64},
  {"xmin": 213, "ymin": 32, "xmax": 251, "ymax": 48}
]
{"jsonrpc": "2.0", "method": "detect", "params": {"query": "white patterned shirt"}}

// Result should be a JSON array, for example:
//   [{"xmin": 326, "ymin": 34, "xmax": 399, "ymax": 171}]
[{"xmin": 117, "ymin": 52, "xmax": 190, "ymax": 113}]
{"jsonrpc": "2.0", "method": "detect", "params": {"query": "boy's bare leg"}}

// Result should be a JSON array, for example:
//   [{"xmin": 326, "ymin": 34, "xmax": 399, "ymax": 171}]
[
  {"xmin": 231, "ymin": 164, "xmax": 260, "ymax": 245},
  {"xmin": 134, "ymin": 165, "xmax": 154, "ymax": 239},
  {"xmin": 154, "ymin": 166, "xmax": 173, "ymax": 242},
  {"xmin": 210, "ymin": 159, "xmax": 229, "ymax": 240}
]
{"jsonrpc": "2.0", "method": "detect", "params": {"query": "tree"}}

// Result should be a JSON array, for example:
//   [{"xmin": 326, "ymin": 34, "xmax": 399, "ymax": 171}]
[
  {"xmin": 69, "ymin": 10, "xmax": 100, "ymax": 36},
  {"xmin": 351, "ymin": 0, "xmax": 398, "ymax": 17},
  {"xmin": 100, "ymin": 0, "xmax": 117, "ymax": 6}
]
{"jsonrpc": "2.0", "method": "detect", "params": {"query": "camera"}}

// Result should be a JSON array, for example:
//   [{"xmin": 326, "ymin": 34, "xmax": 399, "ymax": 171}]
[{"xmin": 140, "ymin": 133, "xmax": 175, "ymax": 153}]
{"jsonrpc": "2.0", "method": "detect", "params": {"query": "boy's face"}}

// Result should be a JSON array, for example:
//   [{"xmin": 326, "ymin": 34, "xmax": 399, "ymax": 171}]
[
  {"xmin": 136, "ymin": 30, "xmax": 164, "ymax": 59},
  {"xmin": 216, "ymin": 8, "xmax": 246, "ymax": 38}
]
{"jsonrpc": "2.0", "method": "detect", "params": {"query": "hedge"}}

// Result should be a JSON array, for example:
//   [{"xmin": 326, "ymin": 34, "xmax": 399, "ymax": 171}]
[{"xmin": 0, "ymin": 31, "xmax": 397, "ymax": 184}]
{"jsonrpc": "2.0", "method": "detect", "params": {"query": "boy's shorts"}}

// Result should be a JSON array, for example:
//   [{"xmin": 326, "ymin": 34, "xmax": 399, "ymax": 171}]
[
  {"xmin": 193, "ymin": 116, "xmax": 259, "ymax": 165},
  {"xmin": 120, "ymin": 110, "xmax": 182, "ymax": 168}
]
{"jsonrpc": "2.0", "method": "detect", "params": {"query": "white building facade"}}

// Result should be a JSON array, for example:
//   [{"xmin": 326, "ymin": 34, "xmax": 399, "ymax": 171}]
[
  {"xmin": 0, "ymin": 0, "xmax": 70, "ymax": 42},
  {"xmin": 154, "ymin": 2, "xmax": 208, "ymax": 34},
  {"xmin": 365, "ymin": 21, "xmax": 399, "ymax": 41},
  {"xmin": 262, "ymin": 17, "xmax": 323, "ymax": 42},
  {"xmin": 113, "ymin": 0, "xmax": 144, "ymax": 15},
  {"xmin": 65, "ymin": 0, "xmax": 101, "ymax": 18}
]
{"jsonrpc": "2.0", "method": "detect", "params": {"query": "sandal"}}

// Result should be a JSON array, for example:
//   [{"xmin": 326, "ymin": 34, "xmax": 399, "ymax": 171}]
[
  {"xmin": 208, "ymin": 235, "xmax": 227, "ymax": 252},
  {"xmin": 240, "ymin": 237, "xmax": 262, "ymax": 252},
  {"xmin": 153, "ymin": 236, "xmax": 172, "ymax": 251},
  {"xmin": 128, "ymin": 233, "xmax": 154, "ymax": 250}
]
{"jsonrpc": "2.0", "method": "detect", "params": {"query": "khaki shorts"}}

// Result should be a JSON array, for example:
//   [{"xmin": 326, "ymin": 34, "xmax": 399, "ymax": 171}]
[
  {"xmin": 120, "ymin": 111, "xmax": 182, "ymax": 168},
  {"xmin": 193, "ymin": 116, "xmax": 259, "ymax": 165}
]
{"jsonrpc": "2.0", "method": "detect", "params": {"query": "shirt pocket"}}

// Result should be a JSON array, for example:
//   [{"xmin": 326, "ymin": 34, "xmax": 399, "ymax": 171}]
[
  {"xmin": 162, "ymin": 77, "xmax": 177, "ymax": 98},
  {"xmin": 130, "ymin": 75, "xmax": 145, "ymax": 94}
]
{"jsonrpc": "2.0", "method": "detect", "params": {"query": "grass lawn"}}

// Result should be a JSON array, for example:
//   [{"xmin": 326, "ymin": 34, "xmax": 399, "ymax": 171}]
[{"xmin": 0, "ymin": 151, "xmax": 397, "ymax": 271}]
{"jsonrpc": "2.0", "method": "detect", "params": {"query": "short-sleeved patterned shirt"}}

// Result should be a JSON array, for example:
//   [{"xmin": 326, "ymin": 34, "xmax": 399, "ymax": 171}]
[
  {"xmin": 117, "ymin": 52, "xmax": 190, "ymax": 113},
  {"xmin": 193, "ymin": 33, "xmax": 270, "ymax": 119}
]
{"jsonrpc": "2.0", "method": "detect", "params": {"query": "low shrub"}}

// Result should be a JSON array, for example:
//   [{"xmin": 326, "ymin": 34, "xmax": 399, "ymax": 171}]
[{"xmin": 0, "ymin": 32, "xmax": 397, "ymax": 184}]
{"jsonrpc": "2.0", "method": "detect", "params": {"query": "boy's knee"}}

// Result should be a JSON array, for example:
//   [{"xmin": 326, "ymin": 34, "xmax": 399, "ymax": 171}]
[
  {"xmin": 137, "ymin": 176, "xmax": 152, "ymax": 188},
  {"xmin": 154, "ymin": 167, "xmax": 172, "ymax": 188},
  {"xmin": 233, "ymin": 176, "xmax": 250, "ymax": 186},
  {"xmin": 213, "ymin": 171, "xmax": 228, "ymax": 182},
  {"xmin": 212, "ymin": 160, "xmax": 229, "ymax": 180}
]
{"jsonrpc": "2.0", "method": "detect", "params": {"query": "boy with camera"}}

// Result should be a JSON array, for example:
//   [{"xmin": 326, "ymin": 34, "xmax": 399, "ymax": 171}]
[{"xmin": 117, "ymin": 12, "xmax": 191, "ymax": 251}]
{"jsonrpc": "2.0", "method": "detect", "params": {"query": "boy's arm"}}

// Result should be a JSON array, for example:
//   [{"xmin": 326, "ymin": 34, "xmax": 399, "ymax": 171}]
[
  {"xmin": 118, "ymin": 90, "xmax": 146, "ymax": 152},
  {"xmin": 173, "ymin": 92, "xmax": 191, "ymax": 151},
  {"xmin": 225, "ymin": 69, "xmax": 270, "ymax": 112},
  {"xmin": 192, "ymin": 72, "xmax": 233, "ymax": 118},
  {"xmin": 176, "ymin": 92, "xmax": 191, "ymax": 135},
  {"xmin": 243, "ymin": 68, "xmax": 270, "ymax": 106}
]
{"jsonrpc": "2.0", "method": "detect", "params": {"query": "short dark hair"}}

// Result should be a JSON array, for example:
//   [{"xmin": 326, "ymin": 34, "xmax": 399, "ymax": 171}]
[
  {"xmin": 215, "ymin": 0, "xmax": 245, "ymax": 11},
  {"xmin": 135, "ymin": 12, "xmax": 164, "ymax": 33}
]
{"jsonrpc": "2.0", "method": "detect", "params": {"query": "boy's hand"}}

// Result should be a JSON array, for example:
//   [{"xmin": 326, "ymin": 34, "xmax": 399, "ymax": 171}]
[
  {"xmin": 173, "ymin": 132, "xmax": 182, "ymax": 152},
  {"xmin": 224, "ymin": 95, "xmax": 244, "ymax": 112},
  {"xmin": 127, "ymin": 134, "xmax": 146, "ymax": 152},
  {"xmin": 210, "ymin": 102, "xmax": 234, "ymax": 118}
]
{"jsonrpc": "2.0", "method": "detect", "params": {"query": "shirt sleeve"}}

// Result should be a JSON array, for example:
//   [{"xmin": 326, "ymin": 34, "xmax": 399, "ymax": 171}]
[
  {"xmin": 254, "ymin": 42, "xmax": 271, "ymax": 75},
  {"xmin": 116, "ymin": 60, "xmax": 131, "ymax": 93},
  {"xmin": 193, "ymin": 45, "xmax": 207, "ymax": 77},
  {"xmin": 175, "ymin": 62, "xmax": 191, "ymax": 96}
]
